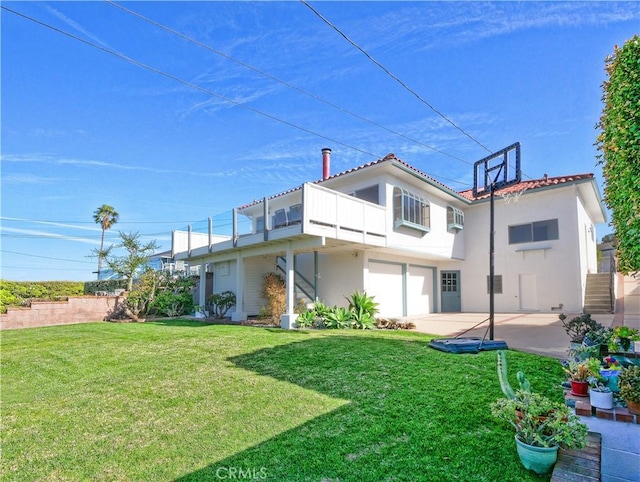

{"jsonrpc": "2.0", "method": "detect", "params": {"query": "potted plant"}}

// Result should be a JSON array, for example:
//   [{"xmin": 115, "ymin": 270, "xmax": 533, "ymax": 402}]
[
  {"xmin": 562, "ymin": 358, "xmax": 601, "ymax": 397},
  {"xmin": 608, "ymin": 326, "xmax": 640, "ymax": 353},
  {"xmin": 560, "ymin": 313, "xmax": 602, "ymax": 346},
  {"xmin": 587, "ymin": 375, "xmax": 614, "ymax": 410},
  {"xmin": 491, "ymin": 390, "xmax": 588, "ymax": 474},
  {"xmin": 599, "ymin": 356, "xmax": 623, "ymax": 391},
  {"xmin": 618, "ymin": 365, "xmax": 640, "ymax": 415},
  {"xmin": 583, "ymin": 326, "xmax": 613, "ymax": 357}
]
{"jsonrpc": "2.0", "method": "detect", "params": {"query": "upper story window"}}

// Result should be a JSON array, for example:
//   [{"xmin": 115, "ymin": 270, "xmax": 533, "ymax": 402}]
[
  {"xmin": 350, "ymin": 185, "xmax": 379, "ymax": 204},
  {"xmin": 393, "ymin": 187, "xmax": 430, "ymax": 233},
  {"xmin": 509, "ymin": 219, "xmax": 559, "ymax": 244},
  {"xmin": 447, "ymin": 206, "xmax": 464, "ymax": 232}
]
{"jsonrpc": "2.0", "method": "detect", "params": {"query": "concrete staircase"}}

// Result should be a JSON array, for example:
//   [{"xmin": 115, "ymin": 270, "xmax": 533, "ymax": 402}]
[{"xmin": 584, "ymin": 273, "xmax": 614, "ymax": 314}]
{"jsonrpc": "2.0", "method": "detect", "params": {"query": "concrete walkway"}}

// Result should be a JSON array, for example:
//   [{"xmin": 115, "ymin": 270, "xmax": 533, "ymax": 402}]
[{"xmin": 405, "ymin": 274, "xmax": 640, "ymax": 481}]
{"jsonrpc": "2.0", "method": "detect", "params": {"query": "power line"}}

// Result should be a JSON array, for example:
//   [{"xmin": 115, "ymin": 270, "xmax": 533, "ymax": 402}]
[
  {"xmin": 1, "ymin": 218, "xmax": 193, "ymax": 224},
  {"xmin": 301, "ymin": 0, "xmax": 493, "ymax": 154},
  {"xmin": 1, "ymin": 265, "xmax": 92, "ymax": 271},
  {"xmin": 106, "ymin": 0, "xmax": 473, "ymax": 166},
  {"xmin": 1, "ymin": 5, "xmax": 379, "ymax": 160},
  {"xmin": 0, "ymin": 250, "xmax": 95, "ymax": 264}
]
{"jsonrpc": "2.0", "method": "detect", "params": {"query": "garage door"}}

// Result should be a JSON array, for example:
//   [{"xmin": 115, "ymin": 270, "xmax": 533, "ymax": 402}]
[
  {"xmin": 368, "ymin": 261, "xmax": 403, "ymax": 317},
  {"xmin": 407, "ymin": 265, "xmax": 433, "ymax": 316}
]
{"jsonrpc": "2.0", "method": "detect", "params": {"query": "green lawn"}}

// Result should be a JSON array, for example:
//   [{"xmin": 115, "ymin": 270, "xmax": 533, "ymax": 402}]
[{"xmin": 1, "ymin": 320, "xmax": 565, "ymax": 481}]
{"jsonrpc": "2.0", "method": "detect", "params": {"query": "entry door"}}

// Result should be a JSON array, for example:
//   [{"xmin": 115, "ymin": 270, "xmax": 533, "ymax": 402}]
[
  {"xmin": 519, "ymin": 274, "xmax": 538, "ymax": 310},
  {"xmin": 441, "ymin": 271, "xmax": 461, "ymax": 312}
]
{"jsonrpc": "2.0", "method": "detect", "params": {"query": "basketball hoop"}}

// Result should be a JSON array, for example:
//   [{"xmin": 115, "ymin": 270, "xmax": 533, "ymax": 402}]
[
  {"xmin": 500, "ymin": 188, "xmax": 527, "ymax": 205},
  {"xmin": 472, "ymin": 142, "xmax": 522, "ymax": 342}
]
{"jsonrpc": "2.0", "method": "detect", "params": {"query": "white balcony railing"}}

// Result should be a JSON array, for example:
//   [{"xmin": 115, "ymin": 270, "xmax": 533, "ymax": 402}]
[{"xmin": 172, "ymin": 182, "xmax": 388, "ymax": 258}]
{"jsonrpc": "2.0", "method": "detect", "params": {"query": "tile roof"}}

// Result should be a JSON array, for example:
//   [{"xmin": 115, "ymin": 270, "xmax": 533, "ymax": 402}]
[
  {"xmin": 238, "ymin": 153, "xmax": 454, "ymax": 209},
  {"xmin": 237, "ymin": 153, "xmax": 595, "ymax": 210},
  {"xmin": 457, "ymin": 173, "xmax": 596, "ymax": 201}
]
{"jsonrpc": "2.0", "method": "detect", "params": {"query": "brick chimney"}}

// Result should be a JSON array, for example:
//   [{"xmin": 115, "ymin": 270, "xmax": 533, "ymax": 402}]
[{"xmin": 322, "ymin": 148, "xmax": 331, "ymax": 180}]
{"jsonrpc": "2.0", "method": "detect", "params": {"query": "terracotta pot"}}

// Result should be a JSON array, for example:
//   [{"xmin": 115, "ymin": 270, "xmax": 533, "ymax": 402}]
[
  {"xmin": 626, "ymin": 399, "xmax": 640, "ymax": 415},
  {"xmin": 570, "ymin": 380, "xmax": 589, "ymax": 397}
]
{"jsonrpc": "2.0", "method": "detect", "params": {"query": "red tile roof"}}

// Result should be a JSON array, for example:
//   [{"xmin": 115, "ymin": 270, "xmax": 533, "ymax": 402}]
[
  {"xmin": 457, "ymin": 173, "xmax": 596, "ymax": 201},
  {"xmin": 237, "ymin": 154, "xmax": 595, "ymax": 210},
  {"xmin": 237, "ymin": 153, "xmax": 458, "ymax": 210}
]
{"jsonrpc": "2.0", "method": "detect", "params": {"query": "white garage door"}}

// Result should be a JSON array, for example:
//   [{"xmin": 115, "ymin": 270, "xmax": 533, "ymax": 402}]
[
  {"xmin": 407, "ymin": 265, "xmax": 433, "ymax": 316},
  {"xmin": 368, "ymin": 261, "xmax": 403, "ymax": 317}
]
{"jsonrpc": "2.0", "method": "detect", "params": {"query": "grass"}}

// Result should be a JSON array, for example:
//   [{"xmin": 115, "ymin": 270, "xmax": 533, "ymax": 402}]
[{"xmin": 1, "ymin": 320, "xmax": 567, "ymax": 481}]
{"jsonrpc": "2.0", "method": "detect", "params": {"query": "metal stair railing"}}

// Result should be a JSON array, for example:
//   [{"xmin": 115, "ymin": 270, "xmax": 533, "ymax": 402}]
[{"xmin": 276, "ymin": 256, "xmax": 315, "ymax": 302}]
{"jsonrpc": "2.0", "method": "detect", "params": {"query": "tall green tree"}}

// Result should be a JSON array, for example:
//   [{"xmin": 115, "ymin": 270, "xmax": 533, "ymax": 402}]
[
  {"xmin": 93, "ymin": 204, "xmax": 120, "ymax": 279},
  {"xmin": 596, "ymin": 35, "xmax": 640, "ymax": 275},
  {"xmin": 103, "ymin": 231, "xmax": 159, "ymax": 291}
]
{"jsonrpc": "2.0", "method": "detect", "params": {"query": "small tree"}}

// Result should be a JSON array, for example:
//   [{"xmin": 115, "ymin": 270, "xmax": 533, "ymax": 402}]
[
  {"xmin": 103, "ymin": 231, "xmax": 159, "ymax": 291},
  {"xmin": 596, "ymin": 35, "xmax": 640, "ymax": 275},
  {"xmin": 92, "ymin": 204, "xmax": 119, "ymax": 280}
]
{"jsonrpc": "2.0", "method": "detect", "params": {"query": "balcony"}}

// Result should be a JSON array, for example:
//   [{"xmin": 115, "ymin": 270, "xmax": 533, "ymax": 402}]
[{"xmin": 172, "ymin": 182, "xmax": 387, "ymax": 259}]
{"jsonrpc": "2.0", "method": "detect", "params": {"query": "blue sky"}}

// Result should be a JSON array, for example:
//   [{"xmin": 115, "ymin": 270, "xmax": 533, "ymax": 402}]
[{"xmin": 1, "ymin": 1, "xmax": 638, "ymax": 281}]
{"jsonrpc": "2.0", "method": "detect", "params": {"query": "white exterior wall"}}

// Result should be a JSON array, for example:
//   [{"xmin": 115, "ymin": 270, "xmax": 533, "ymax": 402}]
[
  {"xmin": 316, "ymin": 253, "xmax": 364, "ymax": 308},
  {"xmin": 461, "ymin": 188, "xmax": 586, "ymax": 313},
  {"xmin": 381, "ymin": 181, "xmax": 466, "ymax": 260},
  {"xmin": 244, "ymin": 257, "xmax": 277, "ymax": 316},
  {"xmin": 213, "ymin": 260, "xmax": 237, "ymax": 315}
]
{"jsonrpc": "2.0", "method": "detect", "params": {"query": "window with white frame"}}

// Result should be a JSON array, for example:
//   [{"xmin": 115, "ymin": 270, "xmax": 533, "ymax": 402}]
[
  {"xmin": 447, "ymin": 206, "xmax": 464, "ymax": 232},
  {"xmin": 508, "ymin": 219, "xmax": 559, "ymax": 244},
  {"xmin": 393, "ymin": 187, "xmax": 430, "ymax": 232}
]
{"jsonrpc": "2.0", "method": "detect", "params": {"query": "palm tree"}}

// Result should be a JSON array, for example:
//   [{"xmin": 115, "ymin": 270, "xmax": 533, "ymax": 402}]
[{"xmin": 93, "ymin": 204, "xmax": 120, "ymax": 279}]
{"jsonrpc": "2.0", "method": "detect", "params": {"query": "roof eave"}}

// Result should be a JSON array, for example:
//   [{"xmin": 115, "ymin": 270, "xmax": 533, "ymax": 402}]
[{"xmin": 390, "ymin": 160, "xmax": 472, "ymax": 204}]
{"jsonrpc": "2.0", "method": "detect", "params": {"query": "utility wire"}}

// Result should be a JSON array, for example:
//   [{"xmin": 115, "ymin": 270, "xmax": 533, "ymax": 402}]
[
  {"xmin": 1, "ymin": 265, "xmax": 93, "ymax": 271},
  {"xmin": 1, "ymin": 5, "xmax": 378, "ymax": 159},
  {"xmin": 1, "ymin": 216, "xmax": 195, "ymax": 225},
  {"xmin": 301, "ymin": 0, "xmax": 493, "ymax": 154},
  {"xmin": 1, "ymin": 249, "xmax": 95, "ymax": 264},
  {"xmin": 106, "ymin": 0, "xmax": 473, "ymax": 166}
]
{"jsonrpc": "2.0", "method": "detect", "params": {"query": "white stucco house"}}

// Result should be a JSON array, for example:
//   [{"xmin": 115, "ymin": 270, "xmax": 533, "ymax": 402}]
[{"xmin": 171, "ymin": 149, "xmax": 606, "ymax": 327}]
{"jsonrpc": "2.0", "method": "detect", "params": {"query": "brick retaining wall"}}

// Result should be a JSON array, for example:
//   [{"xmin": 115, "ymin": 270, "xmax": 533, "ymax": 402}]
[{"xmin": 0, "ymin": 296, "xmax": 126, "ymax": 329}]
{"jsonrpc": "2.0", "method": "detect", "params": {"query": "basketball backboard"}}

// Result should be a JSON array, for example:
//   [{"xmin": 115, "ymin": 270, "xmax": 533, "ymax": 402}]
[{"xmin": 473, "ymin": 142, "xmax": 521, "ymax": 197}]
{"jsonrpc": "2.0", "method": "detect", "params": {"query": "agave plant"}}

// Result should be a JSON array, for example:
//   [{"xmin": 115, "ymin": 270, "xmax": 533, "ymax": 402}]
[
  {"xmin": 345, "ymin": 291, "xmax": 379, "ymax": 317},
  {"xmin": 296, "ymin": 309, "xmax": 316, "ymax": 328},
  {"xmin": 351, "ymin": 306, "xmax": 376, "ymax": 330},
  {"xmin": 324, "ymin": 306, "xmax": 352, "ymax": 329}
]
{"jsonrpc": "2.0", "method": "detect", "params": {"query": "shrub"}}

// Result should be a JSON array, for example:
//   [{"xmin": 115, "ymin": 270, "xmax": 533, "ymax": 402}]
[
  {"xmin": 149, "ymin": 291, "xmax": 193, "ymax": 317},
  {"xmin": 119, "ymin": 271, "xmax": 195, "ymax": 320},
  {"xmin": 260, "ymin": 273, "xmax": 286, "ymax": 322},
  {"xmin": 207, "ymin": 291, "xmax": 236, "ymax": 319},
  {"xmin": 619, "ymin": 365, "xmax": 640, "ymax": 404}
]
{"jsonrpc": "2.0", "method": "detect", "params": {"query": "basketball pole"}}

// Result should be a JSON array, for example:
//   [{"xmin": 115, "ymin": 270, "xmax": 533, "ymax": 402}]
[{"xmin": 489, "ymin": 181, "xmax": 496, "ymax": 341}]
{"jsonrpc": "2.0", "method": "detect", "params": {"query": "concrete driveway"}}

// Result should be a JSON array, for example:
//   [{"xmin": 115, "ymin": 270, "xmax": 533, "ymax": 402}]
[
  {"xmin": 407, "ymin": 274, "xmax": 640, "ymax": 360},
  {"xmin": 406, "ymin": 312, "xmax": 618, "ymax": 359}
]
